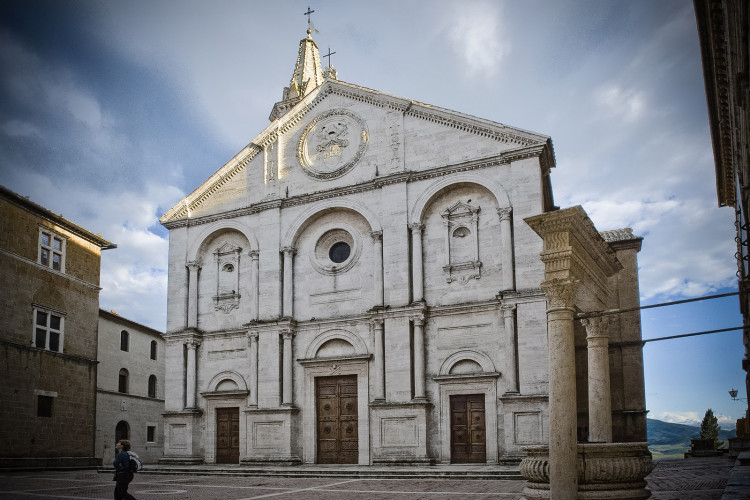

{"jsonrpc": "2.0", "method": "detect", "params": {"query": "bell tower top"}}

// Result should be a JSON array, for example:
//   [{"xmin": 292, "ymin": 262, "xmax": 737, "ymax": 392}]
[{"xmin": 269, "ymin": 9, "xmax": 330, "ymax": 121}]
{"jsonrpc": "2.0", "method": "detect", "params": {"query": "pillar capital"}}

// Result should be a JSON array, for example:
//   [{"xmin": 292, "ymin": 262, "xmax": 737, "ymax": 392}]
[
  {"xmin": 497, "ymin": 207, "xmax": 513, "ymax": 221},
  {"xmin": 541, "ymin": 278, "xmax": 579, "ymax": 311},
  {"xmin": 581, "ymin": 314, "xmax": 615, "ymax": 341},
  {"xmin": 246, "ymin": 330, "xmax": 259, "ymax": 342},
  {"xmin": 501, "ymin": 303, "xmax": 516, "ymax": 318},
  {"xmin": 370, "ymin": 317, "xmax": 385, "ymax": 328},
  {"xmin": 186, "ymin": 260, "xmax": 202, "ymax": 271},
  {"xmin": 249, "ymin": 249, "xmax": 259, "ymax": 259},
  {"xmin": 281, "ymin": 329, "xmax": 296, "ymax": 340},
  {"xmin": 370, "ymin": 230, "xmax": 383, "ymax": 242},
  {"xmin": 409, "ymin": 222, "xmax": 424, "ymax": 234},
  {"xmin": 411, "ymin": 314, "xmax": 425, "ymax": 326},
  {"xmin": 281, "ymin": 246, "xmax": 297, "ymax": 256},
  {"xmin": 185, "ymin": 339, "xmax": 201, "ymax": 349}
]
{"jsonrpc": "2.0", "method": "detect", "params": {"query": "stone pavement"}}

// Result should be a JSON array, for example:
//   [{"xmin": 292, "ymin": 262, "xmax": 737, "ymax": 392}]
[{"xmin": 0, "ymin": 457, "xmax": 745, "ymax": 499}]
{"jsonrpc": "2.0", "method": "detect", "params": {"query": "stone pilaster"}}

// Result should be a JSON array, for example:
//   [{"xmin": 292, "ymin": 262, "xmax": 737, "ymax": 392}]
[
  {"xmin": 250, "ymin": 250, "xmax": 260, "ymax": 321},
  {"xmin": 372, "ymin": 318, "xmax": 385, "ymax": 401},
  {"xmin": 281, "ymin": 329, "xmax": 295, "ymax": 406},
  {"xmin": 409, "ymin": 223, "xmax": 424, "ymax": 302},
  {"xmin": 371, "ymin": 231, "xmax": 384, "ymax": 307},
  {"xmin": 186, "ymin": 261, "xmax": 201, "ymax": 329},
  {"xmin": 281, "ymin": 247, "xmax": 296, "ymax": 317},
  {"xmin": 247, "ymin": 329, "xmax": 259, "ymax": 408},
  {"xmin": 501, "ymin": 303, "xmax": 519, "ymax": 394},
  {"xmin": 412, "ymin": 314, "xmax": 426, "ymax": 401},
  {"xmin": 497, "ymin": 207, "xmax": 515, "ymax": 291},
  {"xmin": 185, "ymin": 339, "xmax": 201, "ymax": 409}
]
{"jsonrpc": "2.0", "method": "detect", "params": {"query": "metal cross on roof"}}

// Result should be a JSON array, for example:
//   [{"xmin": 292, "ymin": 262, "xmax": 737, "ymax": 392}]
[
  {"xmin": 323, "ymin": 46, "xmax": 336, "ymax": 67},
  {"xmin": 303, "ymin": 6, "xmax": 319, "ymax": 34}
]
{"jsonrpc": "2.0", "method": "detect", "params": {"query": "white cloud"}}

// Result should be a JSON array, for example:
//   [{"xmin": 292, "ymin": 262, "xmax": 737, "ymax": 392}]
[
  {"xmin": 445, "ymin": 1, "xmax": 510, "ymax": 77},
  {"xmin": 651, "ymin": 410, "xmax": 737, "ymax": 430},
  {"xmin": 595, "ymin": 85, "xmax": 645, "ymax": 123}
]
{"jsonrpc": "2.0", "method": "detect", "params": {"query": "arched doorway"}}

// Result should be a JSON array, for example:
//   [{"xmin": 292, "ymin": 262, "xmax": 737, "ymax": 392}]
[{"xmin": 116, "ymin": 421, "xmax": 130, "ymax": 443}]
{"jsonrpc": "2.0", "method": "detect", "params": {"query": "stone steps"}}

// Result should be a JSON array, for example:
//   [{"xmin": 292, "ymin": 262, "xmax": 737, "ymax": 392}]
[{"xmin": 99, "ymin": 465, "xmax": 524, "ymax": 480}]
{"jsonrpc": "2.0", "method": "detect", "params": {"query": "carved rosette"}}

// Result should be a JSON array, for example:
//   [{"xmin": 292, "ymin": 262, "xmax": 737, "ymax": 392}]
[
  {"xmin": 521, "ymin": 443, "xmax": 654, "ymax": 500},
  {"xmin": 297, "ymin": 109, "xmax": 368, "ymax": 180}
]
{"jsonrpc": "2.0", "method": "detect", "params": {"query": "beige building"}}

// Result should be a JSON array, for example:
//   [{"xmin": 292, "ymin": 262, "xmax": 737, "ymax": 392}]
[
  {"xmin": 0, "ymin": 185, "xmax": 115, "ymax": 469},
  {"xmin": 96, "ymin": 309, "xmax": 165, "ymax": 464},
  {"xmin": 158, "ymin": 29, "xmax": 648, "ymax": 473}
]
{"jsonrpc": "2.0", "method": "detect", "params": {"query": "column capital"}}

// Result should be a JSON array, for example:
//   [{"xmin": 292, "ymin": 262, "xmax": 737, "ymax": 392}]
[
  {"xmin": 370, "ymin": 230, "xmax": 383, "ymax": 242},
  {"xmin": 281, "ymin": 329, "xmax": 296, "ymax": 340},
  {"xmin": 370, "ymin": 317, "xmax": 385, "ymax": 328},
  {"xmin": 249, "ymin": 249, "xmax": 260, "ymax": 259},
  {"xmin": 497, "ymin": 207, "xmax": 513, "ymax": 221},
  {"xmin": 246, "ymin": 330, "xmax": 259, "ymax": 342},
  {"xmin": 409, "ymin": 222, "xmax": 424, "ymax": 233},
  {"xmin": 501, "ymin": 303, "xmax": 517, "ymax": 317},
  {"xmin": 581, "ymin": 314, "xmax": 615, "ymax": 341},
  {"xmin": 186, "ymin": 260, "xmax": 202, "ymax": 271},
  {"xmin": 185, "ymin": 339, "xmax": 201, "ymax": 349},
  {"xmin": 411, "ymin": 314, "xmax": 425, "ymax": 326},
  {"xmin": 540, "ymin": 278, "xmax": 579, "ymax": 310},
  {"xmin": 281, "ymin": 246, "xmax": 297, "ymax": 256}
]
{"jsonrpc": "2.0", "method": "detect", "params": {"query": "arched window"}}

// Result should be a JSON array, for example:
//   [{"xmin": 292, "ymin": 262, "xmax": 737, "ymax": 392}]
[
  {"xmin": 150, "ymin": 340, "xmax": 157, "ymax": 360},
  {"xmin": 120, "ymin": 330, "xmax": 129, "ymax": 351},
  {"xmin": 115, "ymin": 421, "xmax": 129, "ymax": 442},
  {"xmin": 148, "ymin": 375, "xmax": 157, "ymax": 398},
  {"xmin": 118, "ymin": 369, "xmax": 129, "ymax": 394}
]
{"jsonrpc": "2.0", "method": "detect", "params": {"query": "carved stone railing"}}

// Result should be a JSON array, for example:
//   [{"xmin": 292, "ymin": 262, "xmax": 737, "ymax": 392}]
[{"xmin": 521, "ymin": 442, "xmax": 654, "ymax": 499}]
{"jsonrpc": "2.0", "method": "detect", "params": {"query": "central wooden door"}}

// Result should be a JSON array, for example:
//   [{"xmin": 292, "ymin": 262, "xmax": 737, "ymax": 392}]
[
  {"xmin": 216, "ymin": 407, "xmax": 239, "ymax": 464},
  {"xmin": 450, "ymin": 394, "xmax": 486, "ymax": 463},
  {"xmin": 316, "ymin": 375, "xmax": 358, "ymax": 464}
]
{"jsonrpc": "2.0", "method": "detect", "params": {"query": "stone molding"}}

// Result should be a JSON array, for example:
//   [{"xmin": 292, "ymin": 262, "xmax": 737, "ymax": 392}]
[{"xmin": 162, "ymin": 145, "xmax": 546, "ymax": 228}]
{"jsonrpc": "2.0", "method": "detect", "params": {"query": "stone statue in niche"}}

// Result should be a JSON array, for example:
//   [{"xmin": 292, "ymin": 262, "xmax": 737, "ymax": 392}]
[
  {"xmin": 441, "ymin": 201, "xmax": 482, "ymax": 283},
  {"xmin": 213, "ymin": 242, "xmax": 241, "ymax": 313}
]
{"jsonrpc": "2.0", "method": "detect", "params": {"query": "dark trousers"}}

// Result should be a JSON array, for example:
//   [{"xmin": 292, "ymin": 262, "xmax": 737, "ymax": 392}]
[{"xmin": 114, "ymin": 471, "xmax": 136, "ymax": 500}]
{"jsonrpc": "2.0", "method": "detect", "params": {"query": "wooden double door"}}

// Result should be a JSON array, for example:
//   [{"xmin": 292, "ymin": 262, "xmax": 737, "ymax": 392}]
[
  {"xmin": 216, "ymin": 407, "xmax": 240, "ymax": 464},
  {"xmin": 316, "ymin": 375, "xmax": 358, "ymax": 464},
  {"xmin": 450, "ymin": 394, "xmax": 486, "ymax": 463}
]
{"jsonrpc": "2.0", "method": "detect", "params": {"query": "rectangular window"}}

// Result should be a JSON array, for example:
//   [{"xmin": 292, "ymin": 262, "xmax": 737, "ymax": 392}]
[
  {"xmin": 39, "ymin": 229, "xmax": 65, "ymax": 272},
  {"xmin": 37, "ymin": 395, "xmax": 53, "ymax": 417},
  {"xmin": 33, "ymin": 307, "xmax": 64, "ymax": 352},
  {"xmin": 147, "ymin": 426, "xmax": 156, "ymax": 442}
]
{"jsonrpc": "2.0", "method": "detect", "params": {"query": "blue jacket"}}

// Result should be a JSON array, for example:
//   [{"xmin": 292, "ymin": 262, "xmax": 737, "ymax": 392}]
[{"xmin": 113, "ymin": 450, "xmax": 131, "ymax": 473}]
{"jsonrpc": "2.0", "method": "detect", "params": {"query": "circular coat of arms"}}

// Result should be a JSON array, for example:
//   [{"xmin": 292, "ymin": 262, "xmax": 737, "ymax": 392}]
[{"xmin": 297, "ymin": 109, "xmax": 368, "ymax": 180}]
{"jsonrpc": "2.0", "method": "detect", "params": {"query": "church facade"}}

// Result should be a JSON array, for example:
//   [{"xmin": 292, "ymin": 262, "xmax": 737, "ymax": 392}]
[{"xmin": 159, "ymin": 30, "xmax": 646, "ymax": 465}]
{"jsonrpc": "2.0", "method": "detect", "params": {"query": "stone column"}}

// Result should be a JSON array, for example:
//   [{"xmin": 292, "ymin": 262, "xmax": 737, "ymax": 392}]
[
  {"xmin": 540, "ymin": 278, "xmax": 579, "ymax": 500},
  {"xmin": 281, "ymin": 329, "xmax": 295, "ymax": 406},
  {"xmin": 497, "ymin": 208, "xmax": 515, "ymax": 291},
  {"xmin": 282, "ymin": 247, "xmax": 296, "ymax": 317},
  {"xmin": 371, "ymin": 231, "xmax": 384, "ymax": 307},
  {"xmin": 502, "ymin": 304, "xmax": 519, "ymax": 394},
  {"xmin": 186, "ymin": 261, "xmax": 201, "ymax": 329},
  {"xmin": 412, "ymin": 314, "xmax": 426, "ymax": 400},
  {"xmin": 372, "ymin": 319, "xmax": 385, "ymax": 401},
  {"xmin": 410, "ymin": 223, "xmax": 424, "ymax": 302},
  {"xmin": 250, "ymin": 250, "xmax": 260, "ymax": 321},
  {"xmin": 247, "ymin": 330, "xmax": 259, "ymax": 408},
  {"xmin": 185, "ymin": 339, "xmax": 201, "ymax": 409},
  {"xmin": 582, "ymin": 314, "xmax": 613, "ymax": 443}
]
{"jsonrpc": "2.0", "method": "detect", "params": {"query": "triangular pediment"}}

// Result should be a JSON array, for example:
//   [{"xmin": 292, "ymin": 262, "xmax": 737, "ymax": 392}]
[{"xmin": 160, "ymin": 78, "xmax": 552, "ymax": 225}]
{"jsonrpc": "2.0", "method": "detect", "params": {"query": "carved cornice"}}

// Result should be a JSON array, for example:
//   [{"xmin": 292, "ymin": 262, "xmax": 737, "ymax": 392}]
[{"xmin": 163, "ymin": 147, "xmax": 544, "ymax": 229}]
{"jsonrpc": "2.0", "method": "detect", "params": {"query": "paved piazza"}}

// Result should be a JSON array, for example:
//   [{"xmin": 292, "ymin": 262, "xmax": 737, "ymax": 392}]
[{"xmin": 0, "ymin": 458, "xmax": 736, "ymax": 500}]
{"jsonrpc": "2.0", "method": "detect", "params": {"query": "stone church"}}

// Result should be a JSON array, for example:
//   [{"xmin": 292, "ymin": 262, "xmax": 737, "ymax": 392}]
[{"xmin": 159, "ymin": 28, "xmax": 647, "ymax": 466}]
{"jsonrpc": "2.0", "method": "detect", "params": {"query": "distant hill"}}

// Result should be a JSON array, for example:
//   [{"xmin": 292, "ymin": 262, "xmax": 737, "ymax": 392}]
[{"xmin": 647, "ymin": 418, "xmax": 736, "ymax": 459}]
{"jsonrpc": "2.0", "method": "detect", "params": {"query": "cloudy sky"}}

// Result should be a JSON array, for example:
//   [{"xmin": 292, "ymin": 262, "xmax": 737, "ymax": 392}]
[{"xmin": 1, "ymin": 0, "xmax": 744, "ymax": 428}]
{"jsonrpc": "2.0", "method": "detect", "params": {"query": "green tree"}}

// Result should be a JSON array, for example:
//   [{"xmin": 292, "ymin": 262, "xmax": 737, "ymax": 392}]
[{"xmin": 700, "ymin": 408, "xmax": 724, "ymax": 449}]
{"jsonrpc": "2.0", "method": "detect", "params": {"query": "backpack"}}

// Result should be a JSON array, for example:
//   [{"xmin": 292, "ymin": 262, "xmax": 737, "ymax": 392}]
[{"xmin": 127, "ymin": 451, "xmax": 142, "ymax": 472}]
